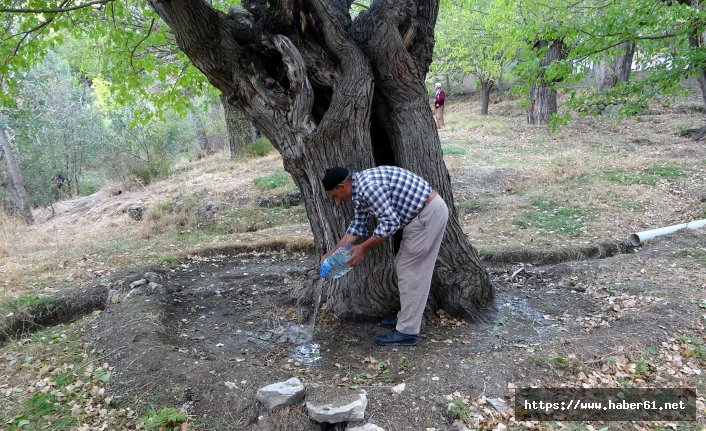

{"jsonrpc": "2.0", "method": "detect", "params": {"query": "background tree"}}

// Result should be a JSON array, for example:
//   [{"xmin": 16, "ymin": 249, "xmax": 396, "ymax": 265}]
[
  {"xmin": 0, "ymin": 118, "xmax": 34, "ymax": 224},
  {"xmin": 510, "ymin": 0, "xmax": 706, "ymax": 130},
  {"xmin": 221, "ymin": 94, "xmax": 257, "ymax": 159},
  {"xmin": 502, "ymin": 0, "xmax": 577, "ymax": 125},
  {"xmin": 10, "ymin": 50, "xmax": 104, "ymax": 202},
  {"xmin": 431, "ymin": 0, "xmax": 518, "ymax": 115},
  {"xmin": 595, "ymin": 41, "xmax": 636, "ymax": 90}
]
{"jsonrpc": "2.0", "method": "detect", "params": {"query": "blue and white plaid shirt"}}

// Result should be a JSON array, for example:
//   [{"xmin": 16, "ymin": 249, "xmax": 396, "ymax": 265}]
[{"xmin": 346, "ymin": 166, "xmax": 433, "ymax": 238}]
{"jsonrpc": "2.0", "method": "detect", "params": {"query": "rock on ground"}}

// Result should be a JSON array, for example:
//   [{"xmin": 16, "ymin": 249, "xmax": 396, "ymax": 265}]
[
  {"xmin": 348, "ymin": 424, "xmax": 386, "ymax": 431},
  {"xmin": 306, "ymin": 387, "xmax": 367, "ymax": 423},
  {"xmin": 256, "ymin": 378, "xmax": 305, "ymax": 410}
]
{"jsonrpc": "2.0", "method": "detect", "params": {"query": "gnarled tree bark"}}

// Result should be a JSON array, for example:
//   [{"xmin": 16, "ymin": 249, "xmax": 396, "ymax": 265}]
[{"xmin": 149, "ymin": 0, "xmax": 494, "ymax": 321}]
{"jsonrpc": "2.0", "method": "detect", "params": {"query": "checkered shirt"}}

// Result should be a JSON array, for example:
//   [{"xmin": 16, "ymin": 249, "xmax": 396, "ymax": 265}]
[{"xmin": 346, "ymin": 166, "xmax": 432, "ymax": 238}]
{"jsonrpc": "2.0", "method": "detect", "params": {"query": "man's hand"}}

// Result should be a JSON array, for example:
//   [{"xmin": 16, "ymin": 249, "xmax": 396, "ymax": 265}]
[
  {"xmin": 346, "ymin": 245, "xmax": 366, "ymax": 267},
  {"xmin": 346, "ymin": 235, "xmax": 387, "ymax": 267},
  {"xmin": 321, "ymin": 234, "xmax": 360, "ymax": 265}
]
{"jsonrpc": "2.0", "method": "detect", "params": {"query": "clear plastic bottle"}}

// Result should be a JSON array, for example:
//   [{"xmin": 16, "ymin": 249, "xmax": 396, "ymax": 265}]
[{"xmin": 319, "ymin": 243, "xmax": 354, "ymax": 279}]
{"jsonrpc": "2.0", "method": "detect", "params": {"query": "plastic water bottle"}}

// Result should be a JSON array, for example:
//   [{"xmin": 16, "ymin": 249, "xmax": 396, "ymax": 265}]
[{"xmin": 320, "ymin": 244, "xmax": 354, "ymax": 279}]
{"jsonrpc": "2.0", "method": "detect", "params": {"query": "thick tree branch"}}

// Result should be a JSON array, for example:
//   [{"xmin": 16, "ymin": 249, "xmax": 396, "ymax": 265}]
[{"xmin": 271, "ymin": 34, "xmax": 315, "ymax": 138}]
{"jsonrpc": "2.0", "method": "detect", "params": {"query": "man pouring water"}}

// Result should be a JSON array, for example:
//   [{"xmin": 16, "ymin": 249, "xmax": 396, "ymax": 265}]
[{"xmin": 321, "ymin": 166, "xmax": 449, "ymax": 346}]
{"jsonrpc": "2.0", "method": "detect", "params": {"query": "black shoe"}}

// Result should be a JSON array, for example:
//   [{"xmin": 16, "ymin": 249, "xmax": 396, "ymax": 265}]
[
  {"xmin": 379, "ymin": 315, "xmax": 397, "ymax": 329},
  {"xmin": 375, "ymin": 330, "xmax": 419, "ymax": 346}
]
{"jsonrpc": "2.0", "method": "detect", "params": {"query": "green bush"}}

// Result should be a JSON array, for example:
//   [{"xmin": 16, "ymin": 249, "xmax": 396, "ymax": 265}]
[
  {"xmin": 78, "ymin": 174, "xmax": 104, "ymax": 196},
  {"xmin": 130, "ymin": 160, "xmax": 172, "ymax": 185},
  {"xmin": 246, "ymin": 137, "xmax": 274, "ymax": 157}
]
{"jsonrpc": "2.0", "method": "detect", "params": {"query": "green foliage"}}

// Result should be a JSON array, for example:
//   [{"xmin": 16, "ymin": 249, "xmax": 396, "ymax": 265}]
[
  {"xmin": 6, "ymin": 392, "xmax": 76, "ymax": 431},
  {"xmin": 2, "ymin": 46, "xmax": 200, "ymax": 206},
  {"xmin": 77, "ymin": 173, "xmax": 104, "ymax": 196},
  {"xmin": 3, "ymin": 322, "xmax": 119, "ymax": 431},
  {"xmin": 433, "ymin": 0, "xmax": 706, "ymax": 125},
  {"xmin": 458, "ymin": 199, "xmax": 485, "ymax": 213},
  {"xmin": 137, "ymin": 408, "xmax": 187, "ymax": 431},
  {"xmin": 619, "ymin": 200, "xmax": 646, "ymax": 212},
  {"xmin": 159, "ymin": 254, "xmax": 183, "ymax": 269},
  {"xmin": 253, "ymin": 170, "xmax": 291, "ymax": 190},
  {"xmin": 679, "ymin": 335, "xmax": 706, "ymax": 360},
  {"xmin": 129, "ymin": 160, "xmax": 172, "ymax": 186},
  {"xmin": 398, "ymin": 356, "xmax": 411, "ymax": 370},
  {"xmin": 645, "ymin": 165, "xmax": 684, "ymax": 179},
  {"xmin": 0, "ymin": 0, "xmax": 209, "ymax": 118},
  {"xmin": 7, "ymin": 50, "xmax": 104, "ymax": 206},
  {"xmin": 246, "ymin": 137, "xmax": 274, "ymax": 157},
  {"xmin": 377, "ymin": 360, "xmax": 391, "ymax": 374}
]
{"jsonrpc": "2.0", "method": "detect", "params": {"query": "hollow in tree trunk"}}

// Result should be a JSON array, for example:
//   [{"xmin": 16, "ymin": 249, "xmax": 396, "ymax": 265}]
[
  {"xmin": 527, "ymin": 39, "xmax": 566, "ymax": 125},
  {"xmin": 149, "ymin": 0, "xmax": 494, "ymax": 321}
]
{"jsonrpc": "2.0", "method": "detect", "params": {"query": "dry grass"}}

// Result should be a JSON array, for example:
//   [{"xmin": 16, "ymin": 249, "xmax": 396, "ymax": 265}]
[
  {"xmin": 0, "ymin": 151, "xmax": 296, "ymax": 301},
  {"xmin": 446, "ymin": 93, "xmax": 706, "ymax": 251}
]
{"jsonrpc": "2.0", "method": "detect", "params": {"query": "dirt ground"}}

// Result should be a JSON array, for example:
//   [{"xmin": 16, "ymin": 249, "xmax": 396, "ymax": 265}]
[
  {"xmin": 2, "ymin": 92, "xmax": 706, "ymax": 430},
  {"xmin": 86, "ymin": 228, "xmax": 705, "ymax": 430}
]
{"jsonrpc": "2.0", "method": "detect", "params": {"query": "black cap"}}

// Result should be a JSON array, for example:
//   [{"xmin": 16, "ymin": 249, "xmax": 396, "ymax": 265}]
[{"xmin": 322, "ymin": 167, "xmax": 349, "ymax": 191}]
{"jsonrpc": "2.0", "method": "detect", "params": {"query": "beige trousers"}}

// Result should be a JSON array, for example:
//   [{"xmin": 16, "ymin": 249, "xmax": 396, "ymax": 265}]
[
  {"xmin": 394, "ymin": 195, "xmax": 449, "ymax": 335},
  {"xmin": 435, "ymin": 106, "xmax": 445, "ymax": 129}
]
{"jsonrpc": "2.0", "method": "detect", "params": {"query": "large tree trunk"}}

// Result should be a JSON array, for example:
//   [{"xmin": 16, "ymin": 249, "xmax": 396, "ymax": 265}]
[
  {"xmin": 0, "ymin": 124, "xmax": 34, "ymax": 224},
  {"xmin": 595, "ymin": 41, "xmax": 635, "ymax": 90},
  {"xmin": 150, "ymin": 0, "xmax": 494, "ymax": 321},
  {"xmin": 528, "ymin": 39, "xmax": 566, "ymax": 125},
  {"xmin": 220, "ymin": 93, "xmax": 256, "ymax": 159}
]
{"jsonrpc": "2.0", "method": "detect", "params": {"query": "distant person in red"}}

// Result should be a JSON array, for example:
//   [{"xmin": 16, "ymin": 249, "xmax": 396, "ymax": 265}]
[{"xmin": 434, "ymin": 82, "xmax": 445, "ymax": 129}]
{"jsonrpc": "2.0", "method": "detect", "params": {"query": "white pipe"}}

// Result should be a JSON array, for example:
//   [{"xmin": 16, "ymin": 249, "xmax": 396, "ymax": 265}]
[{"xmin": 629, "ymin": 219, "xmax": 706, "ymax": 246}]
